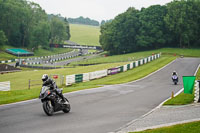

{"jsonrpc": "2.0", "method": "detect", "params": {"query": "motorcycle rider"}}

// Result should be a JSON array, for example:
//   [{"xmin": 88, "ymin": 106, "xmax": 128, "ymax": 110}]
[
  {"xmin": 42, "ymin": 74, "xmax": 68, "ymax": 104},
  {"xmin": 172, "ymin": 71, "xmax": 178, "ymax": 81},
  {"xmin": 172, "ymin": 71, "xmax": 178, "ymax": 76}
]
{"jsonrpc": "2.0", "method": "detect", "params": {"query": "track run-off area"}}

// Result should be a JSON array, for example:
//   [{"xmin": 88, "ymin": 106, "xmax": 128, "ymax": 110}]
[{"xmin": 0, "ymin": 57, "xmax": 200, "ymax": 133}]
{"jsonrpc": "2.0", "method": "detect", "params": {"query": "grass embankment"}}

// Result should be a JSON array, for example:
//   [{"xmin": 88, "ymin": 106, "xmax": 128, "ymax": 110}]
[
  {"xmin": 69, "ymin": 24, "xmax": 100, "ymax": 46},
  {"xmin": 163, "ymin": 64, "xmax": 200, "ymax": 105},
  {"xmin": 0, "ymin": 54, "xmax": 175, "ymax": 105},
  {"xmin": 70, "ymin": 48, "xmax": 200, "ymax": 66},
  {"xmin": 133, "ymin": 121, "xmax": 200, "ymax": 133}
]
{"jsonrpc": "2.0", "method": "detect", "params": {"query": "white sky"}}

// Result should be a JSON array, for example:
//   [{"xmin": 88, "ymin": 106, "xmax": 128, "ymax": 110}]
[{"xmin": 29, "ymin": 0, "xmax": 173, "ymax": 22}]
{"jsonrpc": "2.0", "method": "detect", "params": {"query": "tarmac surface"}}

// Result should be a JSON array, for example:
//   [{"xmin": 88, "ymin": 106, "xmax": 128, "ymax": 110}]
[
  {"xmin": 117, "ymin": 103, "xmax": 200, "ymax": 133},
  {"xmin": 0, "ymin": 57, "xmax": 200, "ymax": 133}
]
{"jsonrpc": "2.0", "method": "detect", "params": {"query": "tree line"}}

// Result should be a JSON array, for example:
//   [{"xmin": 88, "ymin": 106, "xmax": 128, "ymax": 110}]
[
  {"xmin": 100, "ymin": 0, "xmax": 200, "ymax": 55},
  {"xmin": 0, "ymin": 0, "xmax": 70, "ymax": 50},
  {"xmin": 67, "ymin": 16, "xmax": 99, "ymax": 26}
]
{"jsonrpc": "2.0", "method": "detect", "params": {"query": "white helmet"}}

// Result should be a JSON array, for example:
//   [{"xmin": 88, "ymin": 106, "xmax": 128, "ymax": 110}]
[
  {"xmin": 173, "ymin": 71, "xmax": 177, "ymax": 75},
  {"xmin": 42, "ymin": 74, "xmax": 48, "ymax": 82}
]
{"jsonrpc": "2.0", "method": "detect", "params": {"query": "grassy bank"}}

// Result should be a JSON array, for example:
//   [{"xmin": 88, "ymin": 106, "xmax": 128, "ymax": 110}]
[
  {"xmin": 69, "ymin": 24, "xmax": 100, "ymax": 46},
  {"xmin": 133, "ymin": 121, "xmax": 200, "ymax": 133},
  {"xmin": 70, "ymin": 48, "xmax": 200, "ymax": 66}
]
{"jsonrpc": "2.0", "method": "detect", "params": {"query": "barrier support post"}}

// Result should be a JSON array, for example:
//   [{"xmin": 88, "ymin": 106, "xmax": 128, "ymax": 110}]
[{"xmin": 29, "ymin": 79, "xmax": 31, "ymax": 90}]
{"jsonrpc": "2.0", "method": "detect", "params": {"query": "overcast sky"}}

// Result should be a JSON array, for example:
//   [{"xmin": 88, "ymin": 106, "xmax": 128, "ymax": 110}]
[{"xmin": 29, "ymin": 0, "xmax": 173, "ymax": 22}]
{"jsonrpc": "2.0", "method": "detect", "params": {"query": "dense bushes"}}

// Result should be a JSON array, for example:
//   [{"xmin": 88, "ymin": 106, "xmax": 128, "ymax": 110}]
[
  {"xmin": 100, "ymin": 0, "xmax": 200, "ymax": 55},
  {"xmin": 0, "ymin": 0, "xmax": 70, "ymax": 50}
]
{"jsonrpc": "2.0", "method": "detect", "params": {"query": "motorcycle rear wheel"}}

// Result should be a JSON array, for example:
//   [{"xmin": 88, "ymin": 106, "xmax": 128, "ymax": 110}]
[{"xmin": 43, "ymin": 101, "xmax": 54, "ymax": 116}]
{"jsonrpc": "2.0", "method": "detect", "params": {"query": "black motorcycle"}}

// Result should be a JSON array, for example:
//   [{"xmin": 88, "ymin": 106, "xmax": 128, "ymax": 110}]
[
  {"xmin": 39, "ymin": 86, "xmax": 71, "ymax": 116},
  {"xmin": 172, "ymin": 75, "xmax": 178, "ymax": 85}
]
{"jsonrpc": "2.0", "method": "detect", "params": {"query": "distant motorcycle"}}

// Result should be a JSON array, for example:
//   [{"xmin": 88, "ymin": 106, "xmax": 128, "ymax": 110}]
[
  {"xmin": 39, "ymin": 86, "xmax": 71, "ymax": 116},
  {"xmin": 172, "ymin": 75, "xmax": 178, "ymax": 85}
]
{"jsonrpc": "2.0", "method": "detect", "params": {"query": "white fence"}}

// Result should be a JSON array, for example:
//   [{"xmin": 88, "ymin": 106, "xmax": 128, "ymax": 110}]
[
  {"xmin": 66, "ymin": 53, "xmax": 161, "ymax": 86},
  {"xmin": 0, "ymin": 81, "xmax": 10, "ymax": 91},
  {"xmin": 89, "ymin": 70, "xmax": 107, "ymax": 80},
  {"xmin": 66, "ymin": 75, "xmax": 75, "ymax": 86}
]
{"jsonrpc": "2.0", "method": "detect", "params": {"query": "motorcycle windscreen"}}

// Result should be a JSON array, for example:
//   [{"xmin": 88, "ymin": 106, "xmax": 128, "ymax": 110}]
[{"xmin": 41, "ymin": 86, "xmax": 50, "ymax": 94}]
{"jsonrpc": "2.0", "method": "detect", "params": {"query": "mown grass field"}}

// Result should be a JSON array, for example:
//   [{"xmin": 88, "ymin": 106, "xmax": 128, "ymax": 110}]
[
  {"xmin": 133, "ymin": 120, "xmax": 200, "ymax": 133},
  {"xmin": 69, "ymin": 24, "xmax": 100, "ymax": 46}
]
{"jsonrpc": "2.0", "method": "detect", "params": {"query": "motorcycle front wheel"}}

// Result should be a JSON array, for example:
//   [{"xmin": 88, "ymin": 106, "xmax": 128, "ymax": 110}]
[{"xmin": 43, "ymin": 101, "xmax": 54, "ymax": 116}]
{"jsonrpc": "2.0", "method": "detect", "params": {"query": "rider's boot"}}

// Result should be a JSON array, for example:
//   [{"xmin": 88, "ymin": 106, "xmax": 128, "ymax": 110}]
[{"xmin": 60, "ymin": 93, "xmax": 69, "ymax": 105}]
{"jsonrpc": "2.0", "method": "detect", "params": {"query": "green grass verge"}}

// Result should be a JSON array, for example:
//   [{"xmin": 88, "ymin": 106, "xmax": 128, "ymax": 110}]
[
  {"xmin": 70, "ymin": 48, "xmax": 200, "ymax": 66},
  {"xmin": 158, "ymin": 48, "xmax": 200, "ymax": 57},
  {"xmin": 33, "ymin": 47, "xmax": 72, "ymax": 57},
  {"xmin": 74, "ymin": 56, "xmax": 175, "ymax": 85},
  {"xmin": 0, "ymin": 62, "xmax": 131, "ymax": 90},
  {"xmin": 69, "ymin": 24, "xmax": 100, "ymax": 46},
  {"xmin": 133, "ymin": 121, "xmax": 200, "ymax": 133},
  {"xmin": 0, "ymin": 51, "xmax": 16, "ymax": 61},
  {"xmin": 164, "ymin": 66, "xmax": 200, "ymax": 105},
  {"xmin": 0, "ymin": 55, "xmax": 175, "ymax": 105},
  {"xmin": 163, "ymin": 92, "xmax": 195, "ymax": 105}
]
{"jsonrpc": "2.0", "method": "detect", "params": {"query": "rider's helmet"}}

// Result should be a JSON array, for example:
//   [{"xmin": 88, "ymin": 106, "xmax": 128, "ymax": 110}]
[
  {"xmin": 173, "ymin": 71, "xmax": 177, "ymax": 75},
  {"xmin": 42, "ymin": 74, "xmax": 48, "ymax": 82}
]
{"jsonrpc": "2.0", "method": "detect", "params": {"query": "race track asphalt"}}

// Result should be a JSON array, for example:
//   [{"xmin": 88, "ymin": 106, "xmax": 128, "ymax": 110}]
[{"xmin": 0, "ymin": 57, "xmax": 199, "ymax": 133}]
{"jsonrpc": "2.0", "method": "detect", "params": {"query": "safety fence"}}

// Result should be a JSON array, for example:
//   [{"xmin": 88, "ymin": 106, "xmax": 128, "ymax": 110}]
[
  {"xmin": 0, "ymin": 59, "xmax": 19, "ymax": 64},
  {"xmin": 194, "ymin": 80, "xmax": 200, "ymax": 103},
  {"xmin": 0, "ymin": 50, "xmax": 79, "ymax": 65},
  {"xmin": 28, "ymin": 74, "xmax": 64, "ymax": 89},
  {"xmin": 0, "ymin": 81, "xmax": 10, "ymax": 91},
  {"xmin": 66, "ymin": 53, "xmax": 161, "ymax": 86},
  {"xmin": 25, "ymin": 51, "xmax": 80, "ymax": 65}
]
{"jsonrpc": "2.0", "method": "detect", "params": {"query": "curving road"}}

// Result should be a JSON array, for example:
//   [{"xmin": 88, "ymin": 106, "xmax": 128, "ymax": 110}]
[{"xmin": 0, "ymin": 58, "xmax": 200, "ymax": 133}]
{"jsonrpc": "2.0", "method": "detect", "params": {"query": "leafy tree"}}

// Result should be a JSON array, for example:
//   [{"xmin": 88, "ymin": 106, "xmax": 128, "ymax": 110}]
[
  {"xmin": 68, "ymin": 16, "xmax": 99, "ymax": 26},
  {"xmin": 0, "ymin": 0, "xmax": 25, "ymax": 47},
  {"xmin": 100, "ymin": 0, "xmax": 200, "ymax": 54},
  {"xmin": 49, "ymin": 17, "xmax": 68, "ymax": 43},
  {"xmin": 100, "ymin": 20, "xmax": 106, "ymax": 25},
  {"xmin": 31, "ymin": 21, "xmax": 50, "ymax": 49},
  {"xmin": 0, "ymin": 0, "xmax": 70, "ymax": 50},
  {"xmin": 164, "ymin": 0, "xmax": 200, "ymax": 47},
  {"xmin": 0, "ymin": 30, "xmax": 7, "ymax": 46},
  {"xmin": 0, "ymin": 0, "xmax": 49, "ymax": 48},
  {"xmin": 100, "ymin": 8, "xmax": 140, "ymax": 55},
  {"xmin": 64, "ymin": 18, "xmax": 71, "ymax": 40},
  {"xmin": 136, "ymin": 5, "xmax": 168, "ymax": 49}
]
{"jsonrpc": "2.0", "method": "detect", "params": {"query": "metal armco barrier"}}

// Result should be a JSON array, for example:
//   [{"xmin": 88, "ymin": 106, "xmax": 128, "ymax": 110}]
[{"xmin": 66, "ymin": 53, "xmax": 161, "ymax": 86}]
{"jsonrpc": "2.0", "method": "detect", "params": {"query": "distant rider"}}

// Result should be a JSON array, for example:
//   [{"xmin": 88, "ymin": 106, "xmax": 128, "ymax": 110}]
[
  {"xmin": 42, "ymin": 74, "xmax": 68, "ymax": 104},
  {"xmin": 172, "ymin": 71, "xmax": 178, "ymax": 81}
]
